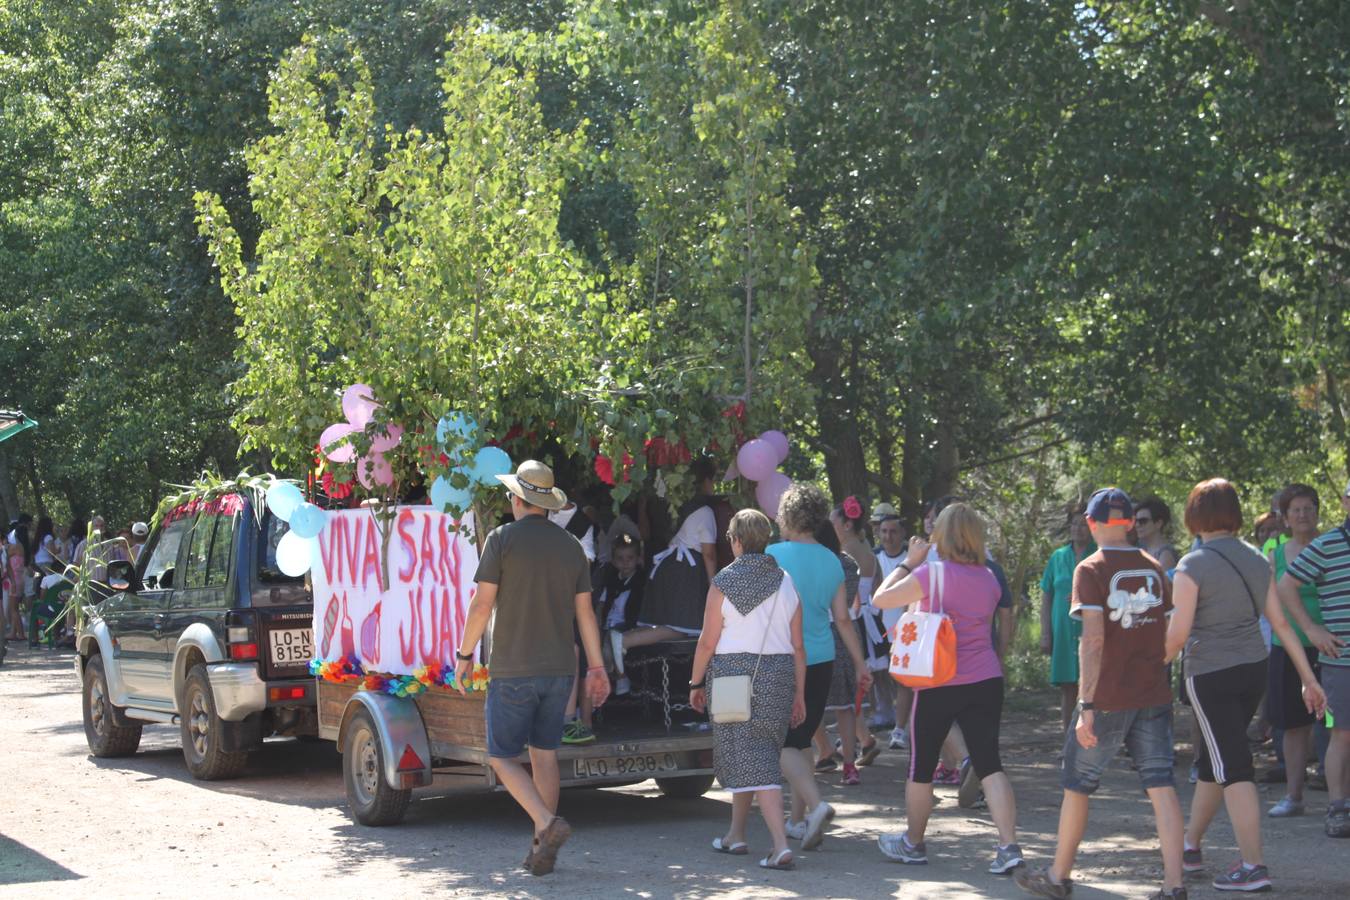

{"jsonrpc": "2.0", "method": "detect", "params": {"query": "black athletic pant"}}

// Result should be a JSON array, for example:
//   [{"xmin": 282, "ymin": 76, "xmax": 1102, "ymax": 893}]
[{"xmin": 1186, "ymin": 658, "xmax": 1268, "ymax": 787}]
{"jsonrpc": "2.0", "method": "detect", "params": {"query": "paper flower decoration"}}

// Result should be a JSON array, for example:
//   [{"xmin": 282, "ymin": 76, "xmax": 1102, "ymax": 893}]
[{"xmin": 319, "ymin": 383, "xmax": 403, "ymax": 489}]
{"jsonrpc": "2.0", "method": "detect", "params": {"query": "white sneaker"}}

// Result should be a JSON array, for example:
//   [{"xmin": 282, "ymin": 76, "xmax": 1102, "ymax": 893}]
[
  {"xmin": 800, "ymin": 801, "xmax": 835, "ymax": 851},
  {"xmin": 888, "ymin": 727, "xmax": 907, "ymax": 750},
  {"xmin": 615, "ymin": 676, "xmax": 631, "ymax": 696},
  {"xmin": 1268, "ymin": 796, "xmax": 1304, "ymax": 818},
  {"xmin": 784, "ymin": 819, "xmax": 808, "ymax": 841}
]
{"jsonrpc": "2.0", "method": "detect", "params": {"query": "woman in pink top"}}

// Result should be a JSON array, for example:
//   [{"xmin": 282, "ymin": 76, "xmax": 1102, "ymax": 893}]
[{"xmin": 871, "ymin": 503, "xmax": 1022, "ymax": 875}]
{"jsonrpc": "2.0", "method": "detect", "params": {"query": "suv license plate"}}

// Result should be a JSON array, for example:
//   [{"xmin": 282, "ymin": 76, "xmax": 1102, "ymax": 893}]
[
  {"xmin": 572, "ymin": 752, "xmax": 679, "ymax": 780},
  {"xmin": 269, "ymin": 628, "xmax": 313, "ymax": 666}
]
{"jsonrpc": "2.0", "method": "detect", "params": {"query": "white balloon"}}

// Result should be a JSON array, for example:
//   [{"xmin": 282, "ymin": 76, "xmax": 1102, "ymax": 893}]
[{"xmin": 276, "ymin": 530, "xmax": 315, "ymax": 577}]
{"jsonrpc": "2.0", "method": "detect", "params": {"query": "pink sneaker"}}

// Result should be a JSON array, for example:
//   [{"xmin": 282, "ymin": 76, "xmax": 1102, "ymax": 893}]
[
  {"xmin": 842, "ymin": 762, "xmax": 861, "ymax": 785},
  {"xmin": 933, "ymin": 763, "xmax": 961, "ymax": 785}
]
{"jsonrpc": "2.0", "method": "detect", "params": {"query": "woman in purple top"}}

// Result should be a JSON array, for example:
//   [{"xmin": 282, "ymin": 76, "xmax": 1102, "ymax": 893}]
[{"xmin": 871, "ymin": 503, "xmax": 1022, "ymax": 875}]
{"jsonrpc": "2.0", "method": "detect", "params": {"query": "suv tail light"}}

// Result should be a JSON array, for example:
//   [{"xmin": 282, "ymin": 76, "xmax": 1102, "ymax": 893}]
[{"xmin": 226, "ymin": 610, "xmax": 259, "ymax": 662}]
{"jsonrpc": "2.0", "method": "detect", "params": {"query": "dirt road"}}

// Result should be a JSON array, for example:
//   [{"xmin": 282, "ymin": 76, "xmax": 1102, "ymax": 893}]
[{"xmin": 1, "ymin": 647, "xmax": 1344, "ymax": 898}]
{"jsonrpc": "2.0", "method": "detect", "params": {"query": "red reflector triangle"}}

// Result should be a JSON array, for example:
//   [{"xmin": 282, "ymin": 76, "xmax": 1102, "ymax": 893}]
[{"xmin": 397, "ymin": 744, "xmax": 424, "ymax": 771}]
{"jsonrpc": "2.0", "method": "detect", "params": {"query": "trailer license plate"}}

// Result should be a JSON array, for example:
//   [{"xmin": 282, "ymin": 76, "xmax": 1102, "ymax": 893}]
[
  {"xmin": 573, "ymin": 752, "xmax": 679, "ymax": 780},
  {"xmin": 269, "ymin": 628, "xmax": 313, "ymax": 665}
]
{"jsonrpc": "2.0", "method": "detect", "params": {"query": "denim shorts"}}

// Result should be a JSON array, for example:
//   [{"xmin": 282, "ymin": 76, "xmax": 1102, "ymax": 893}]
[
  {"xmin": 485, "ymin": 675, "xmax": 575, "ymax": 758},
  {"xmin": 1062, "ymin": 703, "xmax": 1175, "ymax": 795}
]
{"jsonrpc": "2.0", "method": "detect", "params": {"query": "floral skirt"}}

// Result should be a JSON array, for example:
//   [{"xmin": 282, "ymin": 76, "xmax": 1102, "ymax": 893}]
[
  {"xmin": 709, "ymin": 652, "xmax": 795, "ymax": 791},
  {"xmin": 825, "ymin": 625, "xmax": 863, "ymax": 710}
]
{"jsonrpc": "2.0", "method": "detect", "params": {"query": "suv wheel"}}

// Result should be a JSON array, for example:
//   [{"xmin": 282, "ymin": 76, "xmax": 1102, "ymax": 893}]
[
  {"xmin": 344, "ymin": 707, "xmax": 411, "ymax": 826},
  {"xmin": 179, "ymin": 665, "xmax": 248, "ymax": 780},
  {"xmin": 82, "ymin": 655, "xmax": 142, "ymax": 757}
]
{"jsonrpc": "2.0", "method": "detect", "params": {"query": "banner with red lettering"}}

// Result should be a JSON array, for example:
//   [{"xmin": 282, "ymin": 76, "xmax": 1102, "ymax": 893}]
[{"xmin": 310, "ymin": 507, "xmax": 479, "ymax": 676}]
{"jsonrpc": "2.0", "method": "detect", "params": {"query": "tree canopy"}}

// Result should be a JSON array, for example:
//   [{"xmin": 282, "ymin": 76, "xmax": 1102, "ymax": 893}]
[{"xmin": 2, "ymin": 1, "xmax": 1347, "ymax": 592}]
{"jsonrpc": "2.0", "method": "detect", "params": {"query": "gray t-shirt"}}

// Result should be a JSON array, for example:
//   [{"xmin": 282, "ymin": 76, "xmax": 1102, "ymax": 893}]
[
  {"xmin": 1174, "ymin": 536, "xmax": 1270, "ymax": 678},
  {"xmin": 474, "ymin": 514, "xmax": 592, "ymax": 679}
]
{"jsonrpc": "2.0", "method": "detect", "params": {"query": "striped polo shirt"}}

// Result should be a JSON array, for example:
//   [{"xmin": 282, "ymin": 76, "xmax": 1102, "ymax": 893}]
[{"xmin": 1287, "ymin": 522, "xmax": 1350, "ymax": 668}]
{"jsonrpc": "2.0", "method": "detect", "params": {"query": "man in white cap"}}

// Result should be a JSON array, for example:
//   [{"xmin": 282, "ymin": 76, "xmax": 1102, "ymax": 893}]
[
  {"xmin": 130, "ymin": 522, "xmax": 149, "ymax": 562},
  {"xmin": 455, "ymin": 460, "xmax": 610, "ymax": 875}
]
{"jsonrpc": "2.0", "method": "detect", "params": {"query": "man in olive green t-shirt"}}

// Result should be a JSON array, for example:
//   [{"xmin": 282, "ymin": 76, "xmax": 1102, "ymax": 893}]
[{"xmin": 455, "ymin": 460, "xmax": 610, "ymax": 875}]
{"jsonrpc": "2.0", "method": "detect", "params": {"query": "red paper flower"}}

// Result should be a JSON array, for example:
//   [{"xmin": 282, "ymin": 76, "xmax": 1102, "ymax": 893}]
[
  {"xmin": 721, "ymin": 400, "xmax": 747, "ymax": 422},
  {"xmin": 900, "ymin": 622, "xmax": 918, "ymax": 646},
  {"xmin": 595, "ymin": 452, "xmax": 634, "ymax": 485},
  {"xmin": 843, "ymin": 495, "xmax": 863, "ymax": 520},
  {"xmin": 322, "ymin": 470, "xmax": 354, "ymax": 500}
]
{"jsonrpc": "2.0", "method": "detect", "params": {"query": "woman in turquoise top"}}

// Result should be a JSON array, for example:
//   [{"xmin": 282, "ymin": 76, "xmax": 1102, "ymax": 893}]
[
  {"xmin": 766, "ymin": 483, "xmax": 871, "ymax": 852},
  {"xmin": 1039, "ymin": 509, "xmax": 1094, "ymax": 732},
  {"xmin": 1267, "ymin": 484, "xmax": 1326, "ymax": 817}
]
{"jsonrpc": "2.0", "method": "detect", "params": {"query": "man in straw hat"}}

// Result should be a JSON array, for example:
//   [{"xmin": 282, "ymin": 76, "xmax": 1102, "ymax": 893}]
[{"xmin": 455, "ymin": 460, "xmax": 611, "ymax": 875}]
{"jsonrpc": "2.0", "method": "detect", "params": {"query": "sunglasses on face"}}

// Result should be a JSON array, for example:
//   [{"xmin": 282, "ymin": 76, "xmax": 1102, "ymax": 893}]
[{"xmin": 1134, "ymin": 516, "xmax": 1152, "ymax": 525}]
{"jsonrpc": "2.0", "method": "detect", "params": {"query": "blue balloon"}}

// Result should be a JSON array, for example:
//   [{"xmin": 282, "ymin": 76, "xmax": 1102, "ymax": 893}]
[
  {"xmin": 436, "ymin": 411, "xmax": 478, "ymax": 448},
  {"xmin": 430, "ymin": 475, "xmax": 475, "ymax": 512},
  {"xmin": 470, "ymin": 446, "xmax": 513, "ymax": 484},
  {"xmin": 289, "ymin": 502, "xmax": 327, "ymax": 539},
  {"xmin": 266, "ymin": 482, "xmax": 304, "ymax": 523}
]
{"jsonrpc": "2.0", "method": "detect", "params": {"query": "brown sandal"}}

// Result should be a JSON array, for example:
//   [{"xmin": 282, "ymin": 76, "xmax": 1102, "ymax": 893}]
[{"xmin": 528, "ymin": 816, "xmax": 572, "ymax": 876}]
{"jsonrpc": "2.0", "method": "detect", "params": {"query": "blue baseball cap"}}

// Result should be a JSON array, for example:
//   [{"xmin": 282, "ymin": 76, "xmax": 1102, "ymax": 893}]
[{"xmin": 1085, "ymin": 488, "xmax": 1134, "ymax": 525}]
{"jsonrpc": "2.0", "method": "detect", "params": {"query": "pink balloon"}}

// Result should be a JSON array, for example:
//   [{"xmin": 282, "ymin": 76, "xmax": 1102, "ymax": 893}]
[
  {"xmin": 759, "ymin": 430, "xmax": 789, "ymax": 464},
  {"xmin": 736, "ymin": 439, "xmax": 777, "ymax": 481},
  {"xmin": 342, "ymin": 383, "xmax": 379, "ymax": 428},
  {"xmin": 356, "ymin": 452, "xmax": 395, "ymax": 490},
  {"xmin": 319, "ymin": 423, "xmax": 357, "ymax": 463},
  {"xmin": 369, "ymin": 423, "xmax": 404, "ymax": 454},
  {"xmin": 756, "ymin": 472, "xmax": 792, "ymax": 518}
]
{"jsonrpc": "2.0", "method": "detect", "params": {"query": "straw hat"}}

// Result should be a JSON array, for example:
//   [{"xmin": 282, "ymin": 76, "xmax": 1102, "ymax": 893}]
[{"xmin": 497, "ymin": 460, "xmax": 568, "ymax": 511}]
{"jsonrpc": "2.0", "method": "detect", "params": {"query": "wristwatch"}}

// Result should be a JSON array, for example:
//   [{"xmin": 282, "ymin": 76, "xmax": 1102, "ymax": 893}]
[
  {"xmin": 455, "ymin": 650, "xmax": 474, "ymax": 662},
  {"xmin": 689, "ymin": 680, "xmax": 706, "ymax": 690},
  {"xmin": 1079, "ymin": 701, "xmax": 1095, "ymax": 711}
]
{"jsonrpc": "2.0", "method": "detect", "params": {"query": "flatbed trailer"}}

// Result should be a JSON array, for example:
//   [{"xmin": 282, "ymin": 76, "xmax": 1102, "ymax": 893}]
[{"xmin": 317, "ymin": 679, "xmax": 716, "ymax": 825}]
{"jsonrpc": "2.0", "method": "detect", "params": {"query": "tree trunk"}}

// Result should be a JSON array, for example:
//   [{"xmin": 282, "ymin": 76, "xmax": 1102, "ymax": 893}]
[
  {"xmin": 1325, "ymin": 364, "xmax": 1350, "ymax": 484},
  {"xmin": 924, "ymin": 415, "xmax": 960, "ymax": 502},
  {"xmin": 806, "ymin": 336, "xmax": 868, "ymax": 500},
  {"xmin": 875, "ymin": 412, "xmax": 897, "ymax": 503},
  {"xmin": 26, "ymin": 450, "xmax": 49, "ymax": 519},
  {"xmin": 0, "ymin": 447, "xmax": 20, "ymax": 525},
  {"xmin": 1008, "ymin": 446, "xmax": 1054, "ymax": 613},
  {"xmin": 899, "ymin": 395, "xmax": 923, "ymax": 532}
]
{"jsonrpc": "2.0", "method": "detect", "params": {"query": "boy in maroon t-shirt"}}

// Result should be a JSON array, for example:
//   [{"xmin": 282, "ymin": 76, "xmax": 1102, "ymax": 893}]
[{"xmin": 1017, "ymin": 488, "xmax": 1185, "ymax": 900}]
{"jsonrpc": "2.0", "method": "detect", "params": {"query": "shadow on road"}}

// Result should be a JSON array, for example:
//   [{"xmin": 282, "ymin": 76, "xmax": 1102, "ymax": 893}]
[
  {"xmin": 84, "ymin": 737, "xmax": 345, "ymax": 807},
  {"xmin": 325, "ymin": 787, "xmax": 810, "ymax": 898},
  {"xmin": 0, "ymin": 834, "xmax": 83, "ymax": 886}
]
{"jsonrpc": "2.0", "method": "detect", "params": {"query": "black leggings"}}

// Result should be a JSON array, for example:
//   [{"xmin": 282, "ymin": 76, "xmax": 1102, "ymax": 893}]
[
  {"xmin": 908, "ymin": 677, "xmax": 1004, "ymax": 784},
  {"xmin": 784, "ymin": 661, "xmax": 833, "ymax": 750},
  {"xmin": 1186, "ymin": 658, "xmax": 1267, "ymax": 787}
]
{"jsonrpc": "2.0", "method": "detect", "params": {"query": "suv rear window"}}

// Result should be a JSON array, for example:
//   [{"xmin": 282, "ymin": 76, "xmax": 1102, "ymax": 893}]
[{"xmin": 258, "ymin": 511, "xmax": 305, "ymax": 585}]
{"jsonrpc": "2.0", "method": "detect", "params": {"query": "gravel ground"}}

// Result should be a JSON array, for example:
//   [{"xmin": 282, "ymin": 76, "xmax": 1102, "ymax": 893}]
[{"xmin": 1, "ymin": 646, "xmax": 1345, "ymax": 899}]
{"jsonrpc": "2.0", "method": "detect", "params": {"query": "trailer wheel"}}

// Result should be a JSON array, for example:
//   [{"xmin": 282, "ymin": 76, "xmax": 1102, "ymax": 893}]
[
  {"xmin": 344, "ymin": 707, "xmax": 412, "ymax": 826},
  {"xmin": 655, "ymin": 774, "xmax": 715, "ymax": 799}
]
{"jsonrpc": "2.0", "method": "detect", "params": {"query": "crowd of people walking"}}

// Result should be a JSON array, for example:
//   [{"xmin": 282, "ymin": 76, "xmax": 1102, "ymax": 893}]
[{"xmin": 464, "ymin": 457, "xmax": 1348, "ymax": 894}]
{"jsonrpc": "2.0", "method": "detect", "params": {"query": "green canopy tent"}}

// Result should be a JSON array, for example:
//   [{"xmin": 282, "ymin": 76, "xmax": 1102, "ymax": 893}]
[{"xmin": 0, "ymin": 410, "xmax": 37, "ymax": 444}]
